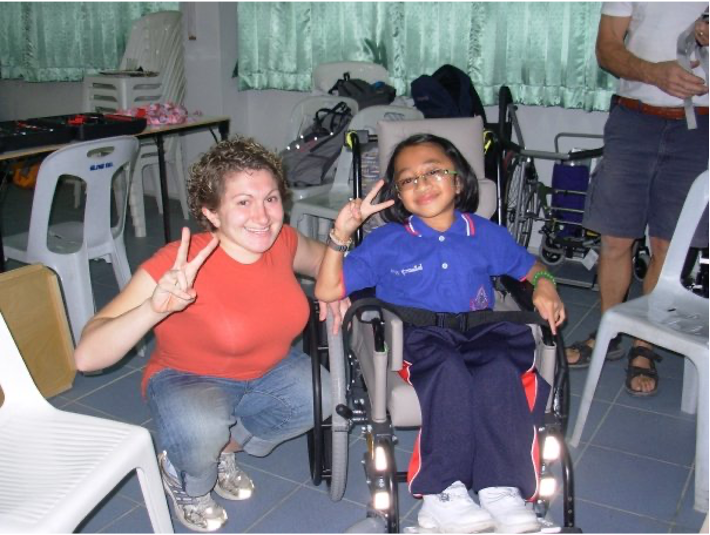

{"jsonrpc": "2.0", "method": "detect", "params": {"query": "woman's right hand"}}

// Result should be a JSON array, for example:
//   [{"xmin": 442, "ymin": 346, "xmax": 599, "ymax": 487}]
[
  {"xmin": 332, "ymin": 179, "xmax": 394, "ymax": 241},
  {"xmin": 150, "ymin": 227, "xmax": 219, "ymax": 315}
]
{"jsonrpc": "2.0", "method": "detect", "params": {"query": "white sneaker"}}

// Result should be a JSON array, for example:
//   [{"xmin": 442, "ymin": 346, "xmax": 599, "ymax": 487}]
[
  {"xmin": 158, "ymin": 452, "xmax": 228, "ymax": 532},
  {"xmin": 215, "ymin": 452, "xmax": 254, "ymax": 500},
  {"xmin": 478, "ymin": 487, "xmax": 540, "ymax": 534},
  {"xmin": 418, "ymin": 481, "xmax": 495, "ymax": 533}
]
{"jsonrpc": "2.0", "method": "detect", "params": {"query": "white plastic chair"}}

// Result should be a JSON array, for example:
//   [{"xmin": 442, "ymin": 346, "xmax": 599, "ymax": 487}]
[
  {"xmin": 0, "ymin": 311, "xmax": 173, "ymax": 533},
  {"xmin": 82, "ymin": 11, "xmax": 188, "ymax": 238},
  {"xmin": 2, "ymin": 136, "xmax": 139, "ymax": 344},
  {"xmin": 312, "ymin": 61, "xmax": 390, "ymax": 93},
  {"xmin": 569, "ymin": 170, "xmax": 709, "ymax": 513},
  {"xmin": 289, "ymin": 105, "xmax": 424, "ymax": 242},
  {"xmin": 283, "ymin": 95, "xmax": 360, "ymax": 204},
  {"xmin": 83, "ymin": 11, "xmax": 184, "ymax": 112}
]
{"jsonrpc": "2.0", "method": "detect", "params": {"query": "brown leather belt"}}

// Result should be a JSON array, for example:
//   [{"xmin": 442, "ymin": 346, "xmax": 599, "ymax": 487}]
[{"xmin": 616, "ymin": 95, "xmax": 709, "ymax": 120}]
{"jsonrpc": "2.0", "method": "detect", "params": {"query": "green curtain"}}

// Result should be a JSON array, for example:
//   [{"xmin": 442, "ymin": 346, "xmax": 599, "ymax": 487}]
[
  {"xmin": 237, "ymin": 2, "xmax": 617, "ymax": 111},
  {"xmin": 0, "ymin": 2, "xmax": 178, "ymax": 82}
]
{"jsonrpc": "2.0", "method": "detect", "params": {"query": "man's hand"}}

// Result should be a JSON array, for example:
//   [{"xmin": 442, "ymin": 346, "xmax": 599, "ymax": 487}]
[{"xmin": 648, "ymin": 60, "xmax": 708, "ymax": 99}]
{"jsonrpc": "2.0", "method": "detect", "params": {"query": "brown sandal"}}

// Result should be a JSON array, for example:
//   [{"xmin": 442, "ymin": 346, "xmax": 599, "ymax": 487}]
[{"xmin": 567, "ymin": 332, "xmax": 624, "ymax": 369}]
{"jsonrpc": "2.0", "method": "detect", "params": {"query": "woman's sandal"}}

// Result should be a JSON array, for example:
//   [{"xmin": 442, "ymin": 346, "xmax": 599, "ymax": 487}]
[
  {"xmin": 625, "ymin": 346, "xmax": 663, "ymax": 397},
  {"xmin": 567, "ymin": 331, "xmax": 624, "ymax": 369}
]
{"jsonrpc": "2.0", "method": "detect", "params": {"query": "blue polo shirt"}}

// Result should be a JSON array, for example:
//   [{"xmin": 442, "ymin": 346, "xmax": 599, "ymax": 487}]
[{"xmin": 343, "ymin": 211, "xmax": 535, "ymax": 313}]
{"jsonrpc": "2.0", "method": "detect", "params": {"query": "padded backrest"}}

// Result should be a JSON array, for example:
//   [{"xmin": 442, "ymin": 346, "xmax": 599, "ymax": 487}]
[
  {"xmin": 312, "ymin": 61, "xmax": 390, "ymax": 93},
  {"xmin": 377, "ymin": 116, "xmax": 486, "ymax": 181},
  {"xmin": 376, "ymin": 117, "xmax": 496, "ymax": 218}
]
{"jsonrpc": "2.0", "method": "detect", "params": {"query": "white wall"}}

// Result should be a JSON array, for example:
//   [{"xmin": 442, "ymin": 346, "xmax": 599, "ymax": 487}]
[{"xmin": 0, "ymin": 2, "xmax": 609, "ymax": 248}]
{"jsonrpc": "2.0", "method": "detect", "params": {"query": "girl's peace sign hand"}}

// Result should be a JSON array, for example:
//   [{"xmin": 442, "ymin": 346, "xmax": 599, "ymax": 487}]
[
  {"xmin": 333, "ymin": 180, "xmax": 395, "ymax": 239},
  {"xmin": 150, "ymin": 227, "xmax": 219, "ymax": 315}
]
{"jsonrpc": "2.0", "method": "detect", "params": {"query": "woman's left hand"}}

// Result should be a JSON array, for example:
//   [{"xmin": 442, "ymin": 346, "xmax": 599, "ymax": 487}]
[
  {"xmin": 318, "ymin": 297, "xmax": 352, "ymax": 335},
  {"xmin": 532, "ymin": 280, "xmax": 566, "ymax": 335}
]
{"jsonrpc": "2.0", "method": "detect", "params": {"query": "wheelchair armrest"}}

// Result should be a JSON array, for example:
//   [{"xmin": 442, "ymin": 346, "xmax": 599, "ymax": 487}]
[
  {"xmin": 498, "ymin": 275, "xmax": 559, "ymax": 348},
  {"xmin": 498, "ymin": 275, "xmax": 535, "ymax": 311},
  {"xmin": 344, "ymin": 297, "xmax": 405, "ymax": 372}
]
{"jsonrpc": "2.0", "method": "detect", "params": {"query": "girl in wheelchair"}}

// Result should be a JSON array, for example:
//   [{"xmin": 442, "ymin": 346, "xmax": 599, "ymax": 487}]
[{"xmin": 316, "ymin": 133, "xmax": 566, "ymax": 533}]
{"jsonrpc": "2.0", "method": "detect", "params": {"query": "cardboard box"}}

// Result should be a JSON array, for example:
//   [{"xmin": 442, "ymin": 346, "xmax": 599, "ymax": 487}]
[{"xmin": 0, "ymin": 265, "xmax": 76, "ymax": 402}]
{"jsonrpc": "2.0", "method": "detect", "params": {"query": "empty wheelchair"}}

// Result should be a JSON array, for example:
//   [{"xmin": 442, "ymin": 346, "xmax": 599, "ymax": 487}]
[
  {"xmin": 497, "ymin": 86, "xmax": 603, "ymax": 269},
  {"xmin": 304, "ymin": 117, "xmax": 579, "ymax": 533}
]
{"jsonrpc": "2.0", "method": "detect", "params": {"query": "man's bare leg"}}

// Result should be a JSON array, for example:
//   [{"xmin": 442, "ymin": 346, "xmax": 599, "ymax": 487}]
[
  {"xmin": 627, "ymin": 236, "xmax": 669, "ymax": 393},
  {"xmin": 566, "ymin": 235, "xmax": 634, "ymax": 364}
]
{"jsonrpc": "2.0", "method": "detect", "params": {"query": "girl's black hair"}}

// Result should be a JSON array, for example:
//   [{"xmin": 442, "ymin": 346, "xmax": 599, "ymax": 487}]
[{"xmin": 378, "ymin": 133, "xmax": 479, "ymax": 224}]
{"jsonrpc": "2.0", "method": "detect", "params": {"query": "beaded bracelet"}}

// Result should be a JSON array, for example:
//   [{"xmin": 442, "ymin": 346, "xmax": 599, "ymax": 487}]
[{"xmin": 531, "ymin": 270, "xmax": 556, "ymax": 287}]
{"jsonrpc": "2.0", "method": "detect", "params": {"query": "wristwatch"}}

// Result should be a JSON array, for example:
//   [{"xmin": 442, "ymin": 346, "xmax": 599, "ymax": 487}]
[{"xmin": 326, "ymin": 229, "xmax": 352, "ymax": 252}]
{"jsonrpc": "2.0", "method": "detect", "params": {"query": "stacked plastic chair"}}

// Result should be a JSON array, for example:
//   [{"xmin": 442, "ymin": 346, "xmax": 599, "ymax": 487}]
[{"xmin": 82, "ymin": 11, "xmax": 188, "ymax": 238}]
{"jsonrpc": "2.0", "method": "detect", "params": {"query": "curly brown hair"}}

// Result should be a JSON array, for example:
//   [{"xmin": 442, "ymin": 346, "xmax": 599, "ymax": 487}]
[{"xmin": 187, "ymin": 135, "xmax": 290, "ymax": 230}]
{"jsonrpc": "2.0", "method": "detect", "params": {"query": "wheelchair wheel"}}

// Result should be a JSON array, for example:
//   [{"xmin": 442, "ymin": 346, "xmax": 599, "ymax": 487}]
[
  {"xmin": 305, "ymin": 301, "xmax": 327, "ymax": 486},
  {"xmin": 541, "ymin": 236, "xmax": 564, "ymax": 266},
  {"xmin": 504, "ymin": 157, "xmax": 537, "ymax": 248},
  {"xmin": 326, "ymin": 311, "xmax": 351, "ymax": 501},
  {"xmin": 305, "ymin": 303, "xmax": 350, "ymax": 500}
]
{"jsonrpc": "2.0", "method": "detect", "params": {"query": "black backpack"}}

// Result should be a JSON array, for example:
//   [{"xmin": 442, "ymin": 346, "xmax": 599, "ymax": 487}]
[
  {"xmin": 410, "ymin": 64, "xmax": 487, "ymax": 123},
  {"xmin": 328, "ymin": 72, "xmax": 396, "ymax": 109}
]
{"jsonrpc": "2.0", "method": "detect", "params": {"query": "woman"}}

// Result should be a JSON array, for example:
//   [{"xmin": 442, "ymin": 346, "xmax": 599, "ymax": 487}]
[{"xmin": 75, "ymin": 136, "xmax": 344, "ymax": 532}]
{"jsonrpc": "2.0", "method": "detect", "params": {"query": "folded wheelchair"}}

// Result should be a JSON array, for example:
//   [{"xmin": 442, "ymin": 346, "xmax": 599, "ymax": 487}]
[{"xmin": 304, "ymin": 117, "xmax": 579, "ymax": 533}]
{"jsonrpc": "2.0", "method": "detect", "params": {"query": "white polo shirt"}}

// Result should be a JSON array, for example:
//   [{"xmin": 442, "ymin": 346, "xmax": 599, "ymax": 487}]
[{"xmin": 602, "ymin": 2, "xmax": 708, "ymax": 107}]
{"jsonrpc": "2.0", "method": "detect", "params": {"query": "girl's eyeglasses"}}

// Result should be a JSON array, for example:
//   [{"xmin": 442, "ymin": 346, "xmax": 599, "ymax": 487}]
[{"xmin": 395, "ymin": 169, "xmax": 458, "ymax": 192}]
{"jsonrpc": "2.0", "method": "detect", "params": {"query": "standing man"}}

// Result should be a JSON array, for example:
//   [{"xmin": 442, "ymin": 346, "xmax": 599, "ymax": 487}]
[{"xmin": 566, "ymin": 3, "xmax": 708, "ymax": 396}]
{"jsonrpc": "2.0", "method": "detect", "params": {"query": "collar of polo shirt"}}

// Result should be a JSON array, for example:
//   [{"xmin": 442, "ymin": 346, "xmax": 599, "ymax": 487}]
[{"xmin": 405, "ymin": 210, "xmax": 476, "ymax": 238}]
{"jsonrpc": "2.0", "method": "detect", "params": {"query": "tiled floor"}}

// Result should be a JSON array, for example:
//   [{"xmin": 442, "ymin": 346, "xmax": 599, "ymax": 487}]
[{"xmin": 1, "ymin": 180, "xmax": 706, "ymax": 533}]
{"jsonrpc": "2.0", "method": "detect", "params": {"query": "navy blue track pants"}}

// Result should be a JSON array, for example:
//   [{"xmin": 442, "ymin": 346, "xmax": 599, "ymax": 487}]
[{"xmin": 399, "ymin": 321, "xmax": 550, "ymax": 499}]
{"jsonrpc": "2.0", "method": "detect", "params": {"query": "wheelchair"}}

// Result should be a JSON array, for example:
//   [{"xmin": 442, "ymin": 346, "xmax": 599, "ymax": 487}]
[
  {"xmin": 304, "ymin": 117, "xmax": 580, "ymax": 533},
  {"xmin": 497, "ymin": 86, "xmax": 604, "ymax": 271}
]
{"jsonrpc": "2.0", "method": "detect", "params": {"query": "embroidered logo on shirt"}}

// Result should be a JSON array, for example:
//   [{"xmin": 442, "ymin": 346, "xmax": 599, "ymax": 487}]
[
  {"xmin": 471, "ymin": 286, "xmax": 489, "ymax": 311},
  {"xmin": 398, "ymin": 263, "xmax": 423, "ymax": 276}
]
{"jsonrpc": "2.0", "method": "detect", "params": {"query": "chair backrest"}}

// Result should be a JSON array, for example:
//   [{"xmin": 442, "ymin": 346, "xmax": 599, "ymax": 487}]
[
  {"xmin": 27, "ymin": 137, "xmax": 139, "ymax": 258},
  {"xmin": 376, "ymin": 117, "xmax": 497, "ymax": 218},
  {"xmin": 120, "ymin": 11, "xmax": 183, "ymax": 74},
  {"xmin": 330, "ymin": 105, "xmax": 424, "ymax": 189},
  {"xmin": 656, "ymin": 170, "xmax": 709, "ymax": 291},
  {"xmin": 284, "ymin": 95, "xmax": 360, "ymax": 149},
  {"xmin": 312, "ymin": 61, "xmax": 390, "ymax": 93},
  {"xmin": 0, "ymin": 311, "xmax": 48, "ymax": 416}
]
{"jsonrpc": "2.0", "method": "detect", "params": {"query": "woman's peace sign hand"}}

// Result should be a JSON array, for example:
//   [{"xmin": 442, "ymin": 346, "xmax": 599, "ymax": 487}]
[
  {"xmin": 150, "ymin": 227, "xmax": 219, "ymax": 315},
  {"xmin": 333, "ymin": 180, "xmax": 395, "ymax": 239}
]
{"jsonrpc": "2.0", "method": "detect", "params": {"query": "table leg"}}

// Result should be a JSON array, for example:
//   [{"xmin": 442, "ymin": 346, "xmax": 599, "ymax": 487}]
[
  {"xmin": 219, "ymin": 120, "xmax": 229, "ymax": 142},
  {"xmin": 156, "ymin": 134, "xmax": 171, "ymax": 243},
  {"xmin": 0, "ymin": 169, "xmax": 7, "ymax": 272}
]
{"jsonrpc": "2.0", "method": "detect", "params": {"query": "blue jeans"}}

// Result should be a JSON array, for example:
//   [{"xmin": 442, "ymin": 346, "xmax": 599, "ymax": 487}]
[{"xmin": 146, "ymin": 348, "xmax": 331, "ymax": 496}]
